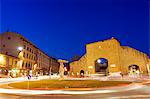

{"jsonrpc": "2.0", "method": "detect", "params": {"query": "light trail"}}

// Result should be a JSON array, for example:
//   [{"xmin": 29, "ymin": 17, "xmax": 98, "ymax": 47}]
[
  {"xmin": 0, "ymin": 76, "xmax": 149, "ymax": 95},
  {"xmin": 109, "ymin": 95, "xmax": 150, "ymax": 99},
  {"xmin": 0, "ymin": 83, "xmax": 143, "ymax": 95}
]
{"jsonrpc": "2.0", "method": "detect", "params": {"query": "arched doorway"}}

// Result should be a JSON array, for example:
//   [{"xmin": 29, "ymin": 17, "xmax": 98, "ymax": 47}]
[
  {"xmin": 95, "ymin": 58, "xmax": 108, "ymax": 76},
  {"xmin": 80, "ymin": 70, "xmax": 84, "ymax": 77},
  {"xmin": 128, "ymin": 65, "xmax": 140, "ymax": 76}
]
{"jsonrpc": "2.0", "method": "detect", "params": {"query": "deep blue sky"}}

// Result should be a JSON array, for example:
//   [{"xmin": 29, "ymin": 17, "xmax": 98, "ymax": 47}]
[{"xmin": 0, "ymin": 0, "xmax": 149, "ymax": 60}]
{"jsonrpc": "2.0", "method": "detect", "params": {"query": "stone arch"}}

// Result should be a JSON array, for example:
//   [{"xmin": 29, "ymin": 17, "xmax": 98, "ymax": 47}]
[
  {"xmin": 95, "ymin": 58, "xmax": 108, "ymax": 76},
  {"xmin": 128, "ymin": 64, "xmax": 140, "ymax": 75},
  {"xmin": 80, "ymin": 70, "xmax": 84, "ymax": 77}
]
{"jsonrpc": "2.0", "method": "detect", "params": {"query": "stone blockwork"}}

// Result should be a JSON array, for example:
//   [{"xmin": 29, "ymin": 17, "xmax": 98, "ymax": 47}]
[
  {"xmin": 70, "ymin": 37, "xmax": 149, "ymax": 76},
  {"xmin": 70, "ymin": 55, "xmax": 87, "ymax": 75}
]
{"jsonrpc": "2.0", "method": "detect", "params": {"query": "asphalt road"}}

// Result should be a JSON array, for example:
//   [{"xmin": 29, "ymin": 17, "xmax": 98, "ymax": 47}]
[{"xmin": 0, "ymin": 83, "xmax": 150, "ymax": 99}]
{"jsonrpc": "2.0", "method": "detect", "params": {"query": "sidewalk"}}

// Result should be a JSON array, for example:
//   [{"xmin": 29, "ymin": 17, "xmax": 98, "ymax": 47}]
[
  {"xmin": 64, "ymin": 75, "xmax": 150, "ymax": 82},
  {"xmin": 0, "ymin": 76, "xmax": 50, "ymax": 84},
  {"xmin": 0, "ymin": 75, "xmax": 149, "ymax": 84}
]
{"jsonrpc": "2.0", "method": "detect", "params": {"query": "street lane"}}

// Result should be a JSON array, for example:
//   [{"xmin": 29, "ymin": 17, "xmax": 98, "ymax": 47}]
[
  {"xmin": 0, "ymin": 77, "xmax": 150, "ymax": 99},
  {"xmin": 0, "ymin": 83, "xmax": 149, "ymax": 99}
]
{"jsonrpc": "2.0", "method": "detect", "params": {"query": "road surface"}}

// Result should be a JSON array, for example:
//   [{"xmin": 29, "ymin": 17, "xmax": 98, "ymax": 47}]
[
  {"xmin": 0, "ymin": 82, "xmax": 150, "ymax": 99},
  {"xmin": 0, "ymin": 77, "xmax": 150, "ymax": 99}
]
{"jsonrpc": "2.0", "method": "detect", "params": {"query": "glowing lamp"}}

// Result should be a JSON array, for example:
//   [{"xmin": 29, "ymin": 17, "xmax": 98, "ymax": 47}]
[
  {"xmin": 97, "ymin": 59, "xmax": 102, "ymax": 63},
  {"xmin": 18, "ymin": 46, "xmax": 23, "ymax": 51}
]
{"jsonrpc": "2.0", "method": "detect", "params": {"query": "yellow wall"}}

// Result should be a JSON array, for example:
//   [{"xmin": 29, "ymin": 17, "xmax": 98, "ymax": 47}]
[
  {"xmin": 70, "ymin": 38, "xmax": 149, "ymax": 75},
  {"xmin": 70, "ymin": 55, "xmax": 87, "ymax": 75},
  {"xmin": 0, "ymin": 53, "xmax": 20, "ymax": 69},
  {"xmin": 0, "ymin": 54, "xmax": 6, "ymax": 66}
]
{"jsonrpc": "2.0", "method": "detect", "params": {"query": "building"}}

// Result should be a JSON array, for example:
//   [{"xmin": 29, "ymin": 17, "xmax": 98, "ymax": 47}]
[
  {"xmin": 0, "ymin": 32, "xmax": 60, "ymax": 77},
  {"xmin": 0, "ymin": 53, "xmax": 20, "ymax": 77},
  {"xmin": 50, "ymin": 57, "xmax": 60, "ymax": 73},
  {"xmin": 70, "ymin": 37, "xmax": 150, "ymax": 77}
]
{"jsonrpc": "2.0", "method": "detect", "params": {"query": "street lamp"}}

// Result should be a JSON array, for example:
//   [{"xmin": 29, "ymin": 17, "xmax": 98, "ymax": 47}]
[
  {"xmin": 17, "ymin": 46, "xmax": 23, "ymax": 51},
  {"xmin": 97, "ymin": 59, "xmax": 102, "ymax": 64}
]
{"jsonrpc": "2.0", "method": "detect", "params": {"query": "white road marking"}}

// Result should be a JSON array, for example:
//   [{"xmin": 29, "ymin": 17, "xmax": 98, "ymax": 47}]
[{"xmin": 109, "ymin": 95, "xmax": 150, "ymax": 99}]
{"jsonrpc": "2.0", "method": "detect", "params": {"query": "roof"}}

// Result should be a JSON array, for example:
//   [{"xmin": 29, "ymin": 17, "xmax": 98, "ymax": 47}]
[
  {"xmin": 86, "ymin": 37, "xmax": 120, "ymax": 45},
  {"xmin": 1, "ymin": 32, "xmax": 57, "ymax": 60},
  {"xmin": 122, "ymin": 46, "xmax": 148, "ymax": 56}
]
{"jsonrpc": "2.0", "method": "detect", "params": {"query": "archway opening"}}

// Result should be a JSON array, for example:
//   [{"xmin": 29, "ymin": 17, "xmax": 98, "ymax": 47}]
[
  {"xmin": 128, "ymin": 65, "xmax": 140, "ymax": 76},
  {"xmin": 95, "ymin": 58, "xmax": 108, "ymax": 76},
  {"xmin": 80, "ymin": 70, "xmax": 84, "ymax": 77}
]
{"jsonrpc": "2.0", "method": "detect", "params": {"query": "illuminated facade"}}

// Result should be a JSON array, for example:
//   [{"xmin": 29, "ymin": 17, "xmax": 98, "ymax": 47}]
[
  {"xmin": 0, "ymin": 53, "xmax": 20, "ymax": 77},
  {"xmin": 70, "ymin": 37, "xmax": 150, "ymax": 76},
  {"xmin": 0, "ymin": 32, "xmax": 59, "ymax": 77}
]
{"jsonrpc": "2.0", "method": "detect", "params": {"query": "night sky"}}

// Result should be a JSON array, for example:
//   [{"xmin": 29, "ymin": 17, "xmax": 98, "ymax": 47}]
[{"xmin": 0, "ymin": 0, "xmax": 149, "ymax": 60}]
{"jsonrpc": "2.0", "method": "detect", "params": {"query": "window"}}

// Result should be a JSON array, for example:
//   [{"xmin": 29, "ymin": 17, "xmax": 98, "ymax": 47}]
[
  {"xmin": 23, "ymin": 52, "xmax": 25, "ymax": 57},
  {"xmin": 3, "ymin": 45, "xmax": 5, "ymax": 47},
  {"xmin": 27, "ymin": 47, "xmax": 29, "ymax": 51},
  {"xmin": 22, "ymin": 62, "xmax": 24, "ymax": 67},
  {"xmin": 8, "ymin": 37, "xmax": 11, "ymax": 40},
  {"xmin": 26, "ymin": 63, "xmax": 28, "ymax": 68},
  {"xmin": 24, "ymin": 45, "xmax": 26, "ymax": 49},
  {"xmin": 15, "ymin": 61, "xmax": 17, "ymax": 65},
  {"xmin": 27, "ymin": 53, "xmax": 28, "ymax": 58}
]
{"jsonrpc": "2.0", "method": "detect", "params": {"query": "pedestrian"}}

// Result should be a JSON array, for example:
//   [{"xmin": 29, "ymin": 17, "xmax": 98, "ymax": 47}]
[{"xmin": 120, "ymin": 72, "xmax": 123, "ymax": 79}]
